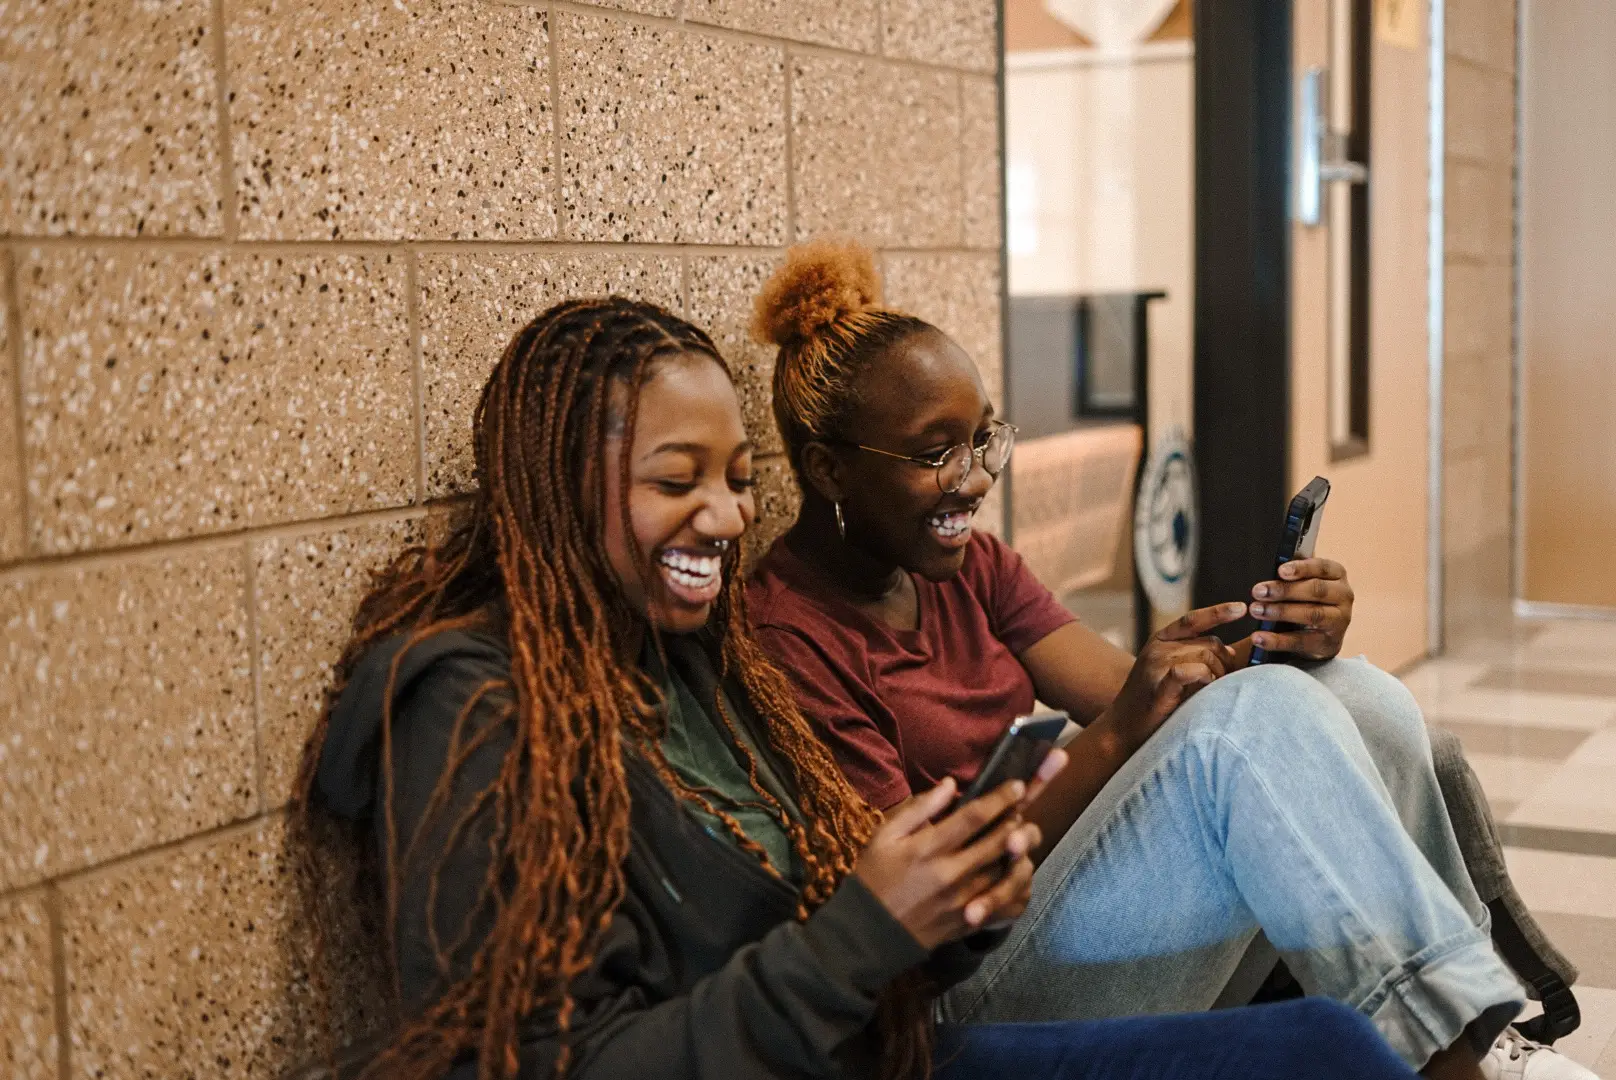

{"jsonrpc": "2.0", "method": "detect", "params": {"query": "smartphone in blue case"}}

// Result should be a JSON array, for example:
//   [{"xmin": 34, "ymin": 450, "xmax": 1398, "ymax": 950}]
[{"xmin": 1248, "ymin": 476, "xmax": 1331, "ymax": 666}]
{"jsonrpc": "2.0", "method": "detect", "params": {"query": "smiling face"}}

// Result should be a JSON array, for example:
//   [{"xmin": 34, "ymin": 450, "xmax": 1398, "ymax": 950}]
[
  {"xmin": 821, "ymin": 327, "xmax": 998, "ymax": 581},
  {"xmin": 600, "ymin": 352, "xmax": 756, "ymax": 634}
]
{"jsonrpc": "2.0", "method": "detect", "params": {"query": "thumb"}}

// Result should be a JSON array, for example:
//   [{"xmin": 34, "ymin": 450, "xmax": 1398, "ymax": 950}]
[{"xmin": 882, "ymin": 777, "xmax": 955, "ymax": 837}]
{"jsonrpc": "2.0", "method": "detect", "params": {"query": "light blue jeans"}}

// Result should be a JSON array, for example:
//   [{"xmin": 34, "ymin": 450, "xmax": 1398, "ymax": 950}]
[{"xmin": 943, "ymin": 659, "xmax": 1524, "ymax": 1069}]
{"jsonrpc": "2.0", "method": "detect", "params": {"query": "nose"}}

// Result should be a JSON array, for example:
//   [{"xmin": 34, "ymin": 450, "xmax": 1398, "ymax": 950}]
[
  {"xmin": 694, "ymin": 482, "xmax": 751, "ymax": 542},
  {"xmin": 955, "ymin": 450, "xmax": 996, "ymax": 500}
]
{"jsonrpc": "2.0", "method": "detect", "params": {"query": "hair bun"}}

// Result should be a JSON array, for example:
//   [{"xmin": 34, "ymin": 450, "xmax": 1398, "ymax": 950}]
[{"xmin": 750, "ymin": 237, "xmax": 883, "ymax": 347}]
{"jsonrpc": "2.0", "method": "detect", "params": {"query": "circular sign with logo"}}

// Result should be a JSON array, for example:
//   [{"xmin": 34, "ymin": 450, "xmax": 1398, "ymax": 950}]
[{"xmin": 1133, "ymin": 428, "xmax": 1198, "ymax": 615}]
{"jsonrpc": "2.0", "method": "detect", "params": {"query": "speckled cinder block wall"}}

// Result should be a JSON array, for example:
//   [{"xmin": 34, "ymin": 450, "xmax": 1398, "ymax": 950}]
[{"xmin": 0, "ymin": 2, "xmax": 1005, "ymax": 1077}]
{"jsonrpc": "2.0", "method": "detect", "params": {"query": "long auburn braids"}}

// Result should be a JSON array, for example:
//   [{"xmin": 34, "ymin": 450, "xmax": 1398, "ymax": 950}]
[{"xmin": 290, "ymin": 297, "xmax": 935, "ymax": 1080}]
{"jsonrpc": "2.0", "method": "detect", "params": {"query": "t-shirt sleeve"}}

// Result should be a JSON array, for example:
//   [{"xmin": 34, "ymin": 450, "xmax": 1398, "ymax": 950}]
[
  {"xmin": 976, "ymin": 533, "xmax": 1078, "ymax": 656},
  {"xmin": 754, "ymin": 624, "xmax": 913, "ymax": 811}
]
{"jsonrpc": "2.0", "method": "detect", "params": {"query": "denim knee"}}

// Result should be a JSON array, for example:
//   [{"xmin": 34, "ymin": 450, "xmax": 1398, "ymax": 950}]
[
  {"xmin": 1199, "ymin": 663, "xmax": 1359, "ymax": 741},
  {"xmin": 1313, "ymin": 658, "xmax": 1433, "ymax": 768}
]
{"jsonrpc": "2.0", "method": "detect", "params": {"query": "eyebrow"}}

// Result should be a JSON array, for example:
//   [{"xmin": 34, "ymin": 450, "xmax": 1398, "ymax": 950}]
[
  {"xmin": 640, "ymin": 439, "xmax": 756, "ymax": 461},
  {"xmin": 909, "ymin": 405, "xmax": 997, "ymax": 442}
]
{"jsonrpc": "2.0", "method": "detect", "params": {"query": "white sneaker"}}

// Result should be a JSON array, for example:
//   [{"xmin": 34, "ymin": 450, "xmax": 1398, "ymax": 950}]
[{"xmin": 1480, "ymin": 1027, "xmax": 1602, "ymax": 1080}]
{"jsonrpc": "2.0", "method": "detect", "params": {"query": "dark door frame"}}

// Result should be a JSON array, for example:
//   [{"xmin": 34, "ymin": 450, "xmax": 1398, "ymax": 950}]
[{"xmin": 1192, "ymin": 0, "xmax": 1295, "ymax": 627}]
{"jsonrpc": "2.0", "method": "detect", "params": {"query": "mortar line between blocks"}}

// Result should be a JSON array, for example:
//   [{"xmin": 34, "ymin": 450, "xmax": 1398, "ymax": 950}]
[
  {"xmin": 244, "ymin": 539, "xmax": 267, "ymax": 816},
  {"xmin": 784, "ymin": 46, "xmax": 798, "ymax": 243},
  {"xmin": 549, "ymin": 3, "xmax": 568, "ymax": 240},
  {"xmin": 47, "ymin": 882, "xmax": 71, "ymax": 1080},
  {"xmin": 407, "ymin": 250, "xmax": 427, "ymax": 504},
  {"xmin": 211, "ymin": 0, "xmax": 238, "ymax": 240},
  {"xmin": 544, "ymin": 0, "xmax": 991, "ymax": 77},
  {"xmin": 0, "ymin": 501, "xmax": 462, "ymax": 584},
  {"xmin": 956, "ymin": 73, "xmax": 967, "ymax": 247},
  {"xmin": 0, "ymin": 812, "xmax": 285, "ymax": 904},
  {"xmin": 2, "ymin": 251, "xmax": 29, "ymax": 563},
  {"xmin": 8, "ymin": 236, "xmax": 998, "ymax": 256}
]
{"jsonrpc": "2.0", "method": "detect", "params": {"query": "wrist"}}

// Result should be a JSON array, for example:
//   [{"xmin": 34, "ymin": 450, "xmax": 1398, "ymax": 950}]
[{"xmin": 1088, "ymin": 707, "xmax": 1145, "ymax": 760}]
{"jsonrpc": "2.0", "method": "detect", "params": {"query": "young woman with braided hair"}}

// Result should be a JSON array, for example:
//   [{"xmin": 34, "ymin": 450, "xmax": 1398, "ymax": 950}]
[
  {"xmin": 297, "ymin": 295, "xmax": 1420, "ymax": 1080},
  {"xmin": 744, "ymin": 240, "xmax": 1557, "ymax": 1080}
]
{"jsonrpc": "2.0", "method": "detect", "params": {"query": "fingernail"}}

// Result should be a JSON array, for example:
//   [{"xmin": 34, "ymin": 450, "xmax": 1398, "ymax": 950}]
[
  {"xmin": 1254, "ymin": 584, "xmax": 1271, "ymax": 598},
  {"xmin": 1280, "ymin": 565, "xmax": 1296, "ymax": 578},
  {"xmin": 1250, "ymin": 603, "xmax": 1266, "ymax": 617},
  {"xmin": 1010, "ymin": 780, "xmax": 1026, "ymax": 800},
  {"xmin": 965, "ymin": 903, "xmax": 984, "ymax": 925},
  {"xmin": 1254, "ymin": 635, "xmax": 1270, "ymax": 648},
  {"xmin": 1228, "ymin": 602, "xmax": 1246, "ymax": 615}
]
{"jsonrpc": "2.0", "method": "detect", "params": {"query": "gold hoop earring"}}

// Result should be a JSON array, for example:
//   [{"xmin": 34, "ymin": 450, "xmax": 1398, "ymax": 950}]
[{"xmin": 834, "ymin": 500, "xmax": 846, "ymax": 541}]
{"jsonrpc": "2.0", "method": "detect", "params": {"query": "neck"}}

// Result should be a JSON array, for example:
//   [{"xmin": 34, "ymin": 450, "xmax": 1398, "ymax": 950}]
[{"xmin": 785, "ymin": 500, "xmax": 908, "ymax": 603}]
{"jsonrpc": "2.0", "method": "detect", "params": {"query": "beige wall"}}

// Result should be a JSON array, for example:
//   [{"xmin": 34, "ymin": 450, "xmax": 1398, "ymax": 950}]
[
  {"xmin": 1291, "ymin": 0, "xmax": 1431, "ymax": 672},
  {"xmin": 1519, "ymin": 0, "xmax": 1616, "ymax": 608},
  {"xmin": 1442, "ymin": 0, "xmax": 1519, "ymax": 639},
  {"xmin": 0, "ymin": 2, "xmax": 1004, "ymax": 1076},
  {"xmin": 1004, "ymin": 44, "xmax": 1193, "ymax": 441}
]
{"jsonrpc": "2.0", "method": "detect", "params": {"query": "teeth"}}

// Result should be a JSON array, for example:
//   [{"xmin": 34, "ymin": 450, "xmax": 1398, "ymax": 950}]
[
  {"xmin": 928, "ymin": 511, "xmax": 972, "ymax": 538},
  {"xmin": 658, "ymin": 549, "xmax": 722, "ymax": 584}
]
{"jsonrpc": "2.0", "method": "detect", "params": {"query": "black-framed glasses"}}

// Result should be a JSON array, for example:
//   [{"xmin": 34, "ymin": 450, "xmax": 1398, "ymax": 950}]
[{"xmin": 832, "ymin": 422, "xmax": 1018, "ymax": 493}]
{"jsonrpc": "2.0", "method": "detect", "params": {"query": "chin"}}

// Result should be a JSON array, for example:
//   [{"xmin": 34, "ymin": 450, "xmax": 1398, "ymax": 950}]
[
  {"xmin": 910, "ymin": 547, "xmax": 969, "ymax": 583},
  {"xmin": 650, "ymin": 603, "xmax": 713, "ymax": 634}
]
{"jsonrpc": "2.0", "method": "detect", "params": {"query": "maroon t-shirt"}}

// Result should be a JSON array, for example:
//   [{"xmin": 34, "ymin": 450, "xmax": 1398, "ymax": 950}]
[{"xmin": 748, "ymin": 532, "xmax": 1076, "ymax": 810}]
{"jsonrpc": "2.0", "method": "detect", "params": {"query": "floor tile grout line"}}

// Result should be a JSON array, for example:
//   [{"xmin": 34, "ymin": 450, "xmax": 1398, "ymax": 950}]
[{"xmin": 1495, "ymin": 823, "xmax": 1616, "ymax": 860}]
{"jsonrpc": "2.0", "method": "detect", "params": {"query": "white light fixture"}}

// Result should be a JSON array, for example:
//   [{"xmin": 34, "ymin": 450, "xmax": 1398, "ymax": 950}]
[{"xmin": 1042, "ymin": 0, "xmax": 1180, "ymax": 49}]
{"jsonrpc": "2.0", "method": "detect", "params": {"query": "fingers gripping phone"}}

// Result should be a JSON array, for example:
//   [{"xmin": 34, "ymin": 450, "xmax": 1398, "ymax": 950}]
[
  {"xmin": 953, "ymin": 711, "xmax": 1068, "ymax": 845},
  {"xmin": 1248, "ymin": 476, "xmax": 1331, "ymax": 667},
  {"xmin": 959, "ymin": 712, "xmax": 1068, "ymax": 804}
]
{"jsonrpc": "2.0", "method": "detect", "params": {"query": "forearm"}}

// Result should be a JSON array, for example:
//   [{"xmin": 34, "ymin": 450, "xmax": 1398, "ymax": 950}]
[{"xmin": 1020, "ymin": 711, "xmax": 1138, "ymax": 865}]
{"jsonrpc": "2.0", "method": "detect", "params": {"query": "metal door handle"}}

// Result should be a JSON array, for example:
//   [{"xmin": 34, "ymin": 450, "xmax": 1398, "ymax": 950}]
[{"xmin": 1296, "ymin": 67, "xmax": 1368, "ymax": 225}]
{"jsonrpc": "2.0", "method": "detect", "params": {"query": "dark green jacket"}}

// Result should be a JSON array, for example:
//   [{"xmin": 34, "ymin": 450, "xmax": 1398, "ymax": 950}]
[{"xmin": 315, "ymin": 626, "xmax": 1003, "ymax": 1079}]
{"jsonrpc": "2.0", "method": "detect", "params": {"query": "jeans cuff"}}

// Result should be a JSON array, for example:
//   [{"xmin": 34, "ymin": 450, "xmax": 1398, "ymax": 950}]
[{"xmin": 1360, "ymin": 925, "xmax": 1524, "ymax": 1067}]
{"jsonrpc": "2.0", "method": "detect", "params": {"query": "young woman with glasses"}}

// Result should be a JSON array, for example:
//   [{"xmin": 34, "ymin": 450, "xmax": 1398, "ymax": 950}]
[{"xmin": 745, "ymin": 239, "xmax": 1536, "ymax": 1080}]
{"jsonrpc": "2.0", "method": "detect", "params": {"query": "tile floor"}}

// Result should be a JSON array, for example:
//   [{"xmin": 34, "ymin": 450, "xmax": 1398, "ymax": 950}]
[{"xmin": 1402, "ymin": 618, "xmax": 1616, "ymax": 1073}]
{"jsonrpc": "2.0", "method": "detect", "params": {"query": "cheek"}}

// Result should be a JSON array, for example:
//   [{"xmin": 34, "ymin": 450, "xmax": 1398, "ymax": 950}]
[{"xmin": 856, "ymin": 466, "xmax": 934, "ymax": 516}]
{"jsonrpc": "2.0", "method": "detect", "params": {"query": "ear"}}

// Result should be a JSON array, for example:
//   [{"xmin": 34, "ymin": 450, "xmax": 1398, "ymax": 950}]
[{"xmin": 799, "ymin": 440, "xmax": 847, "ymax": 505}]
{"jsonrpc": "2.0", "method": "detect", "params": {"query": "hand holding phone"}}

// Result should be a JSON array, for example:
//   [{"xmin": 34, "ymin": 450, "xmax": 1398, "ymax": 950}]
[
  {"xmin": 958, "ymin": 712, "xmax": 1069, "ymax": 806},
  {"xmin": 1249, "ymin": 476, "xmax": 1331, "ymax": 666}
]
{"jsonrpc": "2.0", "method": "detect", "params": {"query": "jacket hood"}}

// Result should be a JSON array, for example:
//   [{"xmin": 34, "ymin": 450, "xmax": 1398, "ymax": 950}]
[{"xmin": 314, "ymin": 628, "xmax": 509, "ymax": 820}]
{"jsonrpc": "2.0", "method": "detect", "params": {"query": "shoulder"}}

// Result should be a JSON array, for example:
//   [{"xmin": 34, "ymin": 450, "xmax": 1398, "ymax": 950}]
[
  {"xmin": 746, "ymin": 537, "xmax": 835, "ymax": 632},
  {"xmin": 317, "ymin": 624, "xmax": 515, "ymax": 818}
]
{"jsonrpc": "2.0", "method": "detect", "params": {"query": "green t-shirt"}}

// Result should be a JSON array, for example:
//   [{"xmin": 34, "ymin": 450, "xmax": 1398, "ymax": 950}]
[{"xmin": 650, "ymin": 642, "xmax": 802, "ymax": 884}]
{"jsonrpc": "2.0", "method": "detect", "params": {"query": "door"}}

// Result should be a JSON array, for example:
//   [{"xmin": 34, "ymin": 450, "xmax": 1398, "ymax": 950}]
[
  {"xmin": 1194, "ymin": 0, "xmax": 1432, "ymax": 671},
  {"xmin": 1289, "ymin": 0, "xmax": 1432, "ymax": 669}
]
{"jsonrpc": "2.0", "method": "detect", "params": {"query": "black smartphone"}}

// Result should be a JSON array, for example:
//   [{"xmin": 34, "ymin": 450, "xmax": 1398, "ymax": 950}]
[
  {"xmin": 1248, "ymin": 476, "xmax": 1331, "ymax": 667},
  {"xmin": 959, "ymin": 712, "xmax": 1070, "ymax": 804}
]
